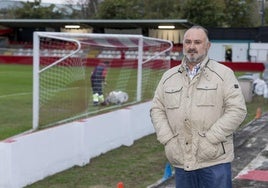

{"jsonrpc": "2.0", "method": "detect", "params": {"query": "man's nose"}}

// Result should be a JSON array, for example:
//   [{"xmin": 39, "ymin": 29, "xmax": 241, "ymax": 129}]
[{"xmin": 189, "ymin": 43, "xmax": 196, "ymax": 48}]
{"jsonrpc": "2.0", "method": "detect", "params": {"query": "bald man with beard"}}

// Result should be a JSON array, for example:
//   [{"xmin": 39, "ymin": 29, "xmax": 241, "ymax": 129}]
[{"xmin": 150, "ymin": 25, "xmax": 247, "ymax": 188}]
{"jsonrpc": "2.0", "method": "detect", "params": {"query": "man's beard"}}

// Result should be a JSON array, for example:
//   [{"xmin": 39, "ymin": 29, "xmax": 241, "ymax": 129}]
[{"xmin": 184, "ymin": 50, "xmax": 207, "ymax": 63}]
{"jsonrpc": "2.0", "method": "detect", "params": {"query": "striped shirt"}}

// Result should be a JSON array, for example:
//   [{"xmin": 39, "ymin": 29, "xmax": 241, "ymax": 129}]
[{"xmin": 186, "ymin": 63, "xmax": 201, "ymax": 80}]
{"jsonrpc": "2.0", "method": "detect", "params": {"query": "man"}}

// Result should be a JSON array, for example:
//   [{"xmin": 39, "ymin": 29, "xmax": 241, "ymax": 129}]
[
  {"xmin": 150, "ymin": 25, "xmax": 247, "ymax": 188},
  {"xmin": 90, "ymin": 61, "xmax": 109, "ymax": 106}
]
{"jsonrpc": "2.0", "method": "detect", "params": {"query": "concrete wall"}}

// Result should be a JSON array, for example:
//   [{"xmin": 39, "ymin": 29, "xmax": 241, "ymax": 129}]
[
  {"xmin": 208, "ymin": 42, "xmax": 249, "ymax": 62},
  {"xmin": 249, "ymin": 43, "xmax": 268, "ymax": 62},
  {"xmin": 208, "ymin": 42, "xmax": 268, "ymax": 63},
  {"xmin": 0, "ymin": 101, "xmax": 155, "ymax": 188}
]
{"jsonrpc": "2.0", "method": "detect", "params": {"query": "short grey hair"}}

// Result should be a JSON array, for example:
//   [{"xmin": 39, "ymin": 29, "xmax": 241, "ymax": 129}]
[
  {"xmin": 184, "ymin": 25, "xmax": 209, "ymax": 42},
  {"xmin": 186, "ymin": 25, "xmax": 209, "ymax": 41}
]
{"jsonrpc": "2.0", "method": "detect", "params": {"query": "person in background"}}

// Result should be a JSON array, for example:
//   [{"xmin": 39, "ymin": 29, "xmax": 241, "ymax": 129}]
[
  {"xmin": 225, "ymin": 48, "xmax": 232, "ymax": 62},
  {"xmin": 90, "ymin": 61, "xmax": 109, "ymax": 106},
  {"xmin": 150, "ymin": 25, "xmax": 247, "ymax": 188}
]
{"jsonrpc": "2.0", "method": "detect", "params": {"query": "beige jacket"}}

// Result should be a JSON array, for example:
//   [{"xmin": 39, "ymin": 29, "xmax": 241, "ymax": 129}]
[{"xmin": 150, "ymin": 56, "xmax": 247, "ymax": 171}]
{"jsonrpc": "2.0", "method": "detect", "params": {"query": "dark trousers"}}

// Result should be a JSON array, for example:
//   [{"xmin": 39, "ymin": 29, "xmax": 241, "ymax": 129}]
[
  {"xmin": 175, "ymin": 163, "xmax": 232, "ymax": 188},
  {"xmin": 91, "ymin": 79, "xmax": 103, "ymax": 95}
]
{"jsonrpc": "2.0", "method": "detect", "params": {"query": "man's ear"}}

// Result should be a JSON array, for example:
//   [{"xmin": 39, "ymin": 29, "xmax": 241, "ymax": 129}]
[{"xmin": 207, "ymin": 41, "xmax": 211, "ymax": 49}]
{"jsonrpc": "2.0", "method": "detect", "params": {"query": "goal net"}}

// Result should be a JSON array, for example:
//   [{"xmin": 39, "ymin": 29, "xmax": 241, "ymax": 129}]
[{"xmin": 33, "ymin": 32, "xmax": 173, "ymax": 130}]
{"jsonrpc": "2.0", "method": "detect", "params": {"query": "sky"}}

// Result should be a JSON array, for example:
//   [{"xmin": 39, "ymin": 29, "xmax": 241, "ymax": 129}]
[
  {"xmin": 41, "ymin": 0, "xmax": 68, "ymax": 3},
  {"xmin": 12, "ymin": 0, "xmax": 80, "ymax": 5}
]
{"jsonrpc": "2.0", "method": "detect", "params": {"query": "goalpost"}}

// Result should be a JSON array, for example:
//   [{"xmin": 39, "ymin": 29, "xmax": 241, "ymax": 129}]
[{"xmin": 33, "ymin": 32, "xmax": 173, "ymax": 130}]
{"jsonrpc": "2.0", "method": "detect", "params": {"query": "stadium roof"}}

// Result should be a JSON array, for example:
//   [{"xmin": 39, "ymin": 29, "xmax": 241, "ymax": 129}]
[{"xmin": 0, "ymin": 19, "xmax": 193, "ymax": 30}]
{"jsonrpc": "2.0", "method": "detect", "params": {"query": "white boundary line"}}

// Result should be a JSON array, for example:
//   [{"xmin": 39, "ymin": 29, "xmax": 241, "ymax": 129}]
[
  {"xmin": 234, "ymin": 144, "xmax": 268, "ymax": 179},
  {"xmin": 0, "ymin": 92, "xmax": 31, "ymax": 98}
]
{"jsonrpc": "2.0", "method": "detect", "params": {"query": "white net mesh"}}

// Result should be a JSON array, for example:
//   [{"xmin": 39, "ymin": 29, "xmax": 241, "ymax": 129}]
[{"xmin": 33, "ymin": 33, "xmax": 172, "ymax": 129}]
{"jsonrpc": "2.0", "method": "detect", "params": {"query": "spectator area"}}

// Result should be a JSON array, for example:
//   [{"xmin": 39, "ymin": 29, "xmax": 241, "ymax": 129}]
[{"xmin": 0, "ymin": 43, "xmax": 265, "ymax": 72}]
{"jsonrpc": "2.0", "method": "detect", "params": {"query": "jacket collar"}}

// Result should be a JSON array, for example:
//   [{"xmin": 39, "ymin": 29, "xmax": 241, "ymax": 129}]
[
  {"xmin": 177, "ymin": 56, "xmax": 213, "ymax": 81},
  {"xmin": 178, "ymin": 56, "xmax": 210, "ymax": 73}
]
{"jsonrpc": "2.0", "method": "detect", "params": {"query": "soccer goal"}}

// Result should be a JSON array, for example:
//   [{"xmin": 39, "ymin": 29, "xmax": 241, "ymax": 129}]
[{"xmin": 33, "ymin": 32, "xmax": 173, "ymax": 130}]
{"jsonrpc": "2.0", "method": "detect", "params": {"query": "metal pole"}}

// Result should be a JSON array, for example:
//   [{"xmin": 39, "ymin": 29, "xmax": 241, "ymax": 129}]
[
  {"xmin": 137, "ymin": 36, "xmax": 143, "ymax": 102},
  {"xmin": 33, "ymin": 32, "xmax": 40, "ymax": 130},
  {"xmin": 260, "ymin": 0, "xmax": 265, "ymax": 26},
  {"xmin": 262, "ymin": 0, "xmax": 265, "ymax": 26}
]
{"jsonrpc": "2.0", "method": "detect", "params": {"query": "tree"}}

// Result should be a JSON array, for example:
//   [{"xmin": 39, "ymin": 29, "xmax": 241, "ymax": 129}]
[
  {"xmin": 96, "ymin": 0, "xmax": 141, "ymax": 19},
  {"xmin": 7, "ymin": 0, "xmax": 264, "ymax": 27},
  {"xmin": 95, "ymin": 0, "xmax": 183, "ymax": 19},
  {"xmin": 223, "ymin": 0, "xmax": 258, "ymax": 27},
  {"xmin": 10, "ymin": 0, "xmax": 66, "ymax": 19},
  {"xmin": 140, "ymin": 0, "xmax": 183, "ymax": 19},
  {"xmin": 67, "ymin": 0, "xmax": 99, "ymax": 19},
  {"xmin": 181, "ymin": 0, "xmax": 224, "ymax": 27}
]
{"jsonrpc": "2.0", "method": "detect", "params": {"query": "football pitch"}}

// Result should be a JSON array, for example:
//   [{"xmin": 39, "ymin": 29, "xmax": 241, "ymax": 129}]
[
  {"xmin": 0, "ymin": 63, "xmax": 161, "ymax": 140},
  {"xmin": 0, "ymin": 63, "xmax": 266, "ymax": 142},
  {"xmin": 0, "ymin": 64, "xmax": 33, "ymax": 140}
]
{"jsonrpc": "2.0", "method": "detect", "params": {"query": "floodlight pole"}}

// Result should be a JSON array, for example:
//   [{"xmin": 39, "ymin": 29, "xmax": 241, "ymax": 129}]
[
  {"xmin": 261, "ymin": 0, "xmax": 265, "ymax": 26},
  {"xmin": 259, "ymin": 0, "xmax": 265, "ymax": 26}
]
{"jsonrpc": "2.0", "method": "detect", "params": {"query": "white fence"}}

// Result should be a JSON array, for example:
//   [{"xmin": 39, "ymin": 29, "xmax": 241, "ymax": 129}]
[{"xmin": 0, "ymin": 101, "xmax": 155, "ymax": 188}]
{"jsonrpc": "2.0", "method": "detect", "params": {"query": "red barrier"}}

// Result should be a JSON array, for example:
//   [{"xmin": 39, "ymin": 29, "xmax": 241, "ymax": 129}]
[
  {"xmin": 0, "ymin": 56, "xmax": 32, "ymax": 65},
  {"xmin": 222, "ymin": 62, "xmax": 265, "ymax": 72}
]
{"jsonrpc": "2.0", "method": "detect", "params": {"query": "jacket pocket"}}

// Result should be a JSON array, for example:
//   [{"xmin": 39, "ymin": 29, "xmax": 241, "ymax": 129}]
[
  {"xmin": 197, "ymin": 135, "xmax": 225, "ymax": 162},
  {"xmin": 164, "ymin": 86, "xmax": 183, "ymax": 109},
  {"xmin": 165, "ymin": 136, "xmax": 184, "ymax": 165},
  {"xmin": 196, "ymin": 83, "xmax": 217, "ymax": 106}
]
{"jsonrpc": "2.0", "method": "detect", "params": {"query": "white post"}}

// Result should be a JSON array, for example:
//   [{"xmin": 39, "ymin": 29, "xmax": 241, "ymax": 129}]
[
  {"xmin": 136, "ymin": 36, "xmax": 143, "ymax": 102},
  {"xmin": 32, "ymin": 32, "xmax": 40, "ymax": 130}
]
